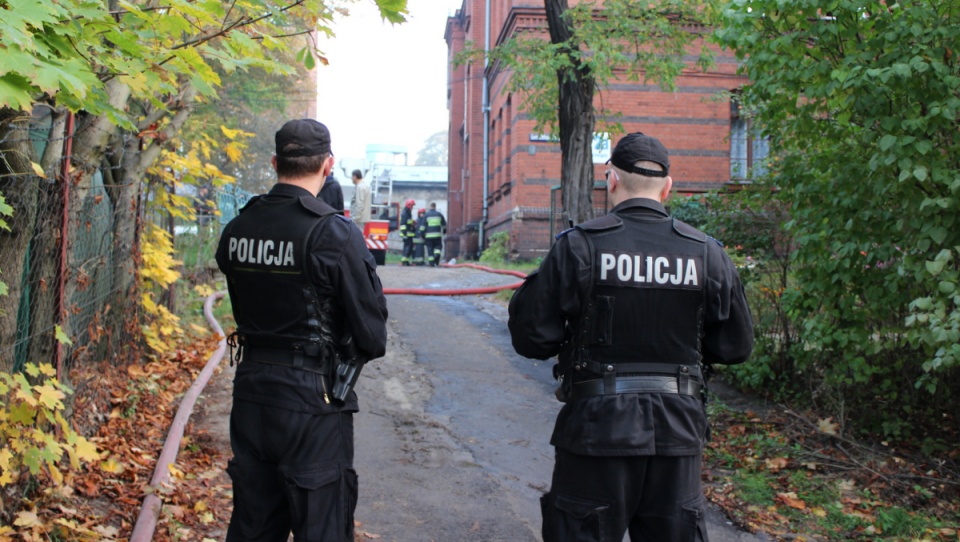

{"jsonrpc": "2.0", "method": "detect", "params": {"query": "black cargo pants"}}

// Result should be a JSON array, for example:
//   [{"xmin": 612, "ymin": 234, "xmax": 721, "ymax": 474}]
[
  {"xmin": 541, "ymin": 449, "xmax": 709, "ymax": 542},
  {"xmin": 226, "ymin": 399, "xmax": 356, "ymax": 542}
]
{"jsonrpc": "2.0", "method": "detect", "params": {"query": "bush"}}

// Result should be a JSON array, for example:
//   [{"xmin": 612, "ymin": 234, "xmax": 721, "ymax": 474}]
[
  {"xmin": 479, "ymin": 231, "xmax": 511, "ymax": 265},
  {"xmin": 0, "ymin": 363, "xmax": 100, "ymax": 533}
]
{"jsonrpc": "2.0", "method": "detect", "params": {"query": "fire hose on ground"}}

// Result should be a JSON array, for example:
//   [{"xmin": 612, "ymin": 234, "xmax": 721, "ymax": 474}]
[
  {"xmin": 383, "ymin": 262, "xmax": 528, "ymax": 295},
  {"xmin": 131, "ymin": 263, "xmax": 529, "ymax": 539},
  {"xmin": 130, "ymin": 292, "xmax": 228, "ymax": 542}
]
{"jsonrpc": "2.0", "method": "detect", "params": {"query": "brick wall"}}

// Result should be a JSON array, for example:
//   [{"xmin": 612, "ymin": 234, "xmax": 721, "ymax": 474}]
[{"xmin": 446, "ymin": 2, "xmax": 747, "ymax": 260}]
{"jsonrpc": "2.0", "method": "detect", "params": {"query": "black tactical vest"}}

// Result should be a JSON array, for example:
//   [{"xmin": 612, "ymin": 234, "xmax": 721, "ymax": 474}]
[
  {"xmin": 218, "ymin": 193, "xmax": 342, "ymax": 351},
  {"xmin": 567, "ymin": 212, "xmax": 708, "ymax": 379}
]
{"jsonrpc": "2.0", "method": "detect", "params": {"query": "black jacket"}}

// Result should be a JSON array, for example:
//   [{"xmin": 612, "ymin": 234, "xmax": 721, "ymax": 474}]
[
  {"xmin": 318, "ymin": 175, "xmax": 344, "ymax": 213},
  {"xmin": 217, "ymin": 183, "xmax": 388, "ymax": 413},
  {"xmin": 508, "ymin": 198, "xmax": 753, "ymax": 456}
]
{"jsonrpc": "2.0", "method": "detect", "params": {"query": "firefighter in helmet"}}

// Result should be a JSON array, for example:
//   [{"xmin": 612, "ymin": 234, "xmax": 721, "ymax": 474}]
[{"xmin": 399, "ymin": 199, "xmax": 417, "ymax": 266}]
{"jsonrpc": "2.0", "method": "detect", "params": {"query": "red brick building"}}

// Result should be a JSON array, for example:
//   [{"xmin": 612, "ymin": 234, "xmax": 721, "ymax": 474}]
[{"xmin": 444, "ymin": 1, "xmax": 754, "ymax": 260}]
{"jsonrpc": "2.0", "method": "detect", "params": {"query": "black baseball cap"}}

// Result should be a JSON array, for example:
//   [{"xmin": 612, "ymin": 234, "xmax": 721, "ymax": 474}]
[
  {"xmin": 608, "ymin": 132, "xmax": 669, "ymax": 177},
  {"xmin": 275, "ymin": 119, "xmax": 331, "ymax": 158}
]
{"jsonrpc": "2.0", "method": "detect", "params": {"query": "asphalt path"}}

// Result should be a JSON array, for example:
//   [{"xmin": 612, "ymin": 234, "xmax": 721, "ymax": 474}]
[{"xmin": 354, "ymin": 265, "xmax": 770, "ymax": 542}]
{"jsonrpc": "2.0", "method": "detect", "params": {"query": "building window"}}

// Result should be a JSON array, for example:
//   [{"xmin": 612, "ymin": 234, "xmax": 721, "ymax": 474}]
[{"xmin": 730, "ymin": 97, "xmax": 770, "ymax": 180}]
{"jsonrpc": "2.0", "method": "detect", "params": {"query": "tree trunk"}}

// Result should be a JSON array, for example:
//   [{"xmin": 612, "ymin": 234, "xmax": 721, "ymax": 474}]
[
  {"xmin": 68, "ymin": 79, "xmax": 131, "ymax": 362},
  {"xmin": 25, "ymin": 181, "xmax": 62, "ymax": 368},
  {"xmin": 23, "ymin": 108, "xmax": 70, "ymax": 369},
  {"xmin": 103, "ymin": 81, "xmax": 199, "ymax": 361},
  {"xmin": 0, "ymin": 108, "xmax": 41, "ymax": 371},
  {"xmin": 544, "ymin": 0, "xmax": 597, "ymax": 225}
]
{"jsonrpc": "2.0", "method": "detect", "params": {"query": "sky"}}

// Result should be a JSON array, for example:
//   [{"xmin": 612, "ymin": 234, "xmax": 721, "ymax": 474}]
[{"xmin": 316, "ymin": 0, "xmax": 463, "ymax": 166}]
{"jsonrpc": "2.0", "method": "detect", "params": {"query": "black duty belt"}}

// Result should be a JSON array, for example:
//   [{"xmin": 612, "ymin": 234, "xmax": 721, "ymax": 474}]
[
  {"xmin": 243, "ymin": 345, "xmax": 330, "ymax": 374},
  {"xmin": 571, "ymin": 375, "xmax": 701, "ymax": 399}
]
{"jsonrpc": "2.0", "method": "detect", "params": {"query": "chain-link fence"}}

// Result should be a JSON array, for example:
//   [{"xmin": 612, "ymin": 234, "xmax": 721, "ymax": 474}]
[
  {"xmin": 1, "ymin": 112, "xmax": 254, "ymax": 374},
  {"xmin": 0, "ymin": 115, "xmax": 128, "ymax": 373}
]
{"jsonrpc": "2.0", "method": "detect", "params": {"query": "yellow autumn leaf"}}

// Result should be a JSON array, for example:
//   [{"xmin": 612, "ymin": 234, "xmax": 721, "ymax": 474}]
[
  {"xmin": 49, "ymin": 465, "xmax": 64, "ymax": 485},
  {"xmin": 14, "ymin": 510, "xmax": 40, "ymax": 527},
  {"xmin": 220, "ymin": 125, "xmax": 253, "ymax": 140},
  {"xmin": 194, "ymin": 500, "xmax": 209, "ymax": 512},
  {"xmin": 35, "ymin": 384, "xmax": 66, "ymax": 409},
  {"xmin": 168, "ymin": 463, "xmax": 184, "ymax": 479},
  {"xmin": 224, "ymin": 143, "xmax": 243, "ymax": 162},
  {"xmin": 100, "ymin": 458, "xmax": 126, "ymax": 474},
  {"xmin": 14, "ymin": 387, "xmax": 38, "ymax": 407},
  {"xmin": 200, "ymin": 511, "xmax": 215, "ymax": 524},
  {"xmin": 0, "ymin": 447, "xmax": 12, "ymax": 472},
  {"xmin": 193, "ymin": 284, "xmax": 215, "ymax": 297},
  {"xmin": 811, "ymin": 507, "xmax": 827, "ymax": 517},
  {"xmin": 55, "ymin": 325, "xmax": 73, "ymax": 345},
  {"xmin": 30, "ymin": 161, "xmax": 46, "ymax": 178},
  {"xmin": 73, "ymin": 436, "xmax": 100, "ymax": 462},
  {"xmin": 56, "ymin": 518, "xmax": 100, "ymax": 537},
  {"xmin": 37, "ymin": 363, "xmax": 57, "ymax": 377}
]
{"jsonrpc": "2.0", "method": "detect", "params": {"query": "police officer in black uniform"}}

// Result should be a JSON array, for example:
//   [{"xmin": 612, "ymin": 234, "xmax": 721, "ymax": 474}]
[
  {"xmin": 319, "ymin": 173, "xmax": 344, "ymax": 213},
  {"xmin": 508, "ymin": 132, "xmax": 753, "ymax": 542},
  {"xmin": 216, "ymin": 118, "xmax": 388, "ymax": 541}
]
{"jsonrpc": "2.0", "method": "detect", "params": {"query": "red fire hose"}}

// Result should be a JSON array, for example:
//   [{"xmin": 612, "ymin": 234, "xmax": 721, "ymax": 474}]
[
  {"xmin": 132, "ymin": 263, "xmax": 528, "ymax": 538},
  {"xmin": 382, "ymin": 262, "xmax": 528, "ymax": 296},
  {"xmin": 130, "ymin": 292, "xmax": 228, "ymax": 542}
]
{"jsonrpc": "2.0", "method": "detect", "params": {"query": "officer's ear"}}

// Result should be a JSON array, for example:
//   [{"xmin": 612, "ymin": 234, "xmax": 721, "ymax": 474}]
[
  {"xmin": 322, "ymin": 154, "xmax": 334, "ymax": 177},
  {"xmin": 271, "ymin": 155, "xmax": 278, "ymax": 172},
  {"xmin": 659, "ymin": 176, "xmax": 674, "ymax": 202}
]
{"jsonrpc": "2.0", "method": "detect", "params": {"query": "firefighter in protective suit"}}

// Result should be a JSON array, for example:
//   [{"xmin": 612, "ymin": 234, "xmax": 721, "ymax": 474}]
[
  {"xmin": 412, "ymin": 208, "xmax": 427, "ymax": 266},
  {"xmin": 422, "ymin": 202, "xmax": 446, "ymax": 266},
  {"xmin": 399, "ymin": 199, "xmax": 417, "ymax": 266},
  {"xmin": 216, "ymin": 119, "xmax": 388, "ymax": 541},
  {"xmin": 508, "ymin": 132, "xmax": 753, "ymax": 542}
]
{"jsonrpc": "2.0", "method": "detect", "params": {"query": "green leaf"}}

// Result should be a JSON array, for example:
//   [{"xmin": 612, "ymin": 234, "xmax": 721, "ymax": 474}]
[
  {"xmin": 878, "ymin": 134, "xmax": 898, "ymax": 151},
  {"xmin": 22, "ymin": 447, "xmax": 42, "ymax": 475},
  {"xmin": 9, "ymin": 402, "xmax": 36, "ymax": 425},
  {"xmin": 925, "ymin": 260, "xmax": 945, "ymax": 276},
  {"xmin": 54, "ymin": 325, "xmax": 72, "ymax": 346},
  {"xmin": 0, "ymin": 74, "xmax": 36, "ymax": 111},
  {"xmin": 375, "ymin": 0, "xmax": 408, "ymax": 23},
  {"xmin": 928, "ymin": 227, "xmax": 948, "ymax": 245},
  {"xmin": 914, "ymin": 166, "xmax": 928, "ymax": 181}
]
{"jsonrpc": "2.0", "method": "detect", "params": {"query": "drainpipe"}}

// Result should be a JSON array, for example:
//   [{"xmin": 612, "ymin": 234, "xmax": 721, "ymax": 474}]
[{"xmin": 478, "ymin": 0, "xmax": 491, "ymax": 255}]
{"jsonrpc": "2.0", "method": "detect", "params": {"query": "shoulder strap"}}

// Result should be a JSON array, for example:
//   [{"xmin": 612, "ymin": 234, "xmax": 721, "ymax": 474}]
[
  {"xmin": 238, "ymin": 195, "xmax": 262, "ymax": 214},
  {"xmin": 299, "ymin": 195, "xmax": 339, "ymax": 218},
  {"xmin": 576, "ymin": 213, "xmax": 622, "ymax": 233},
  {"xmin": 671, "ymin": 218, "xmax": 707, "ymax": 242}
]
